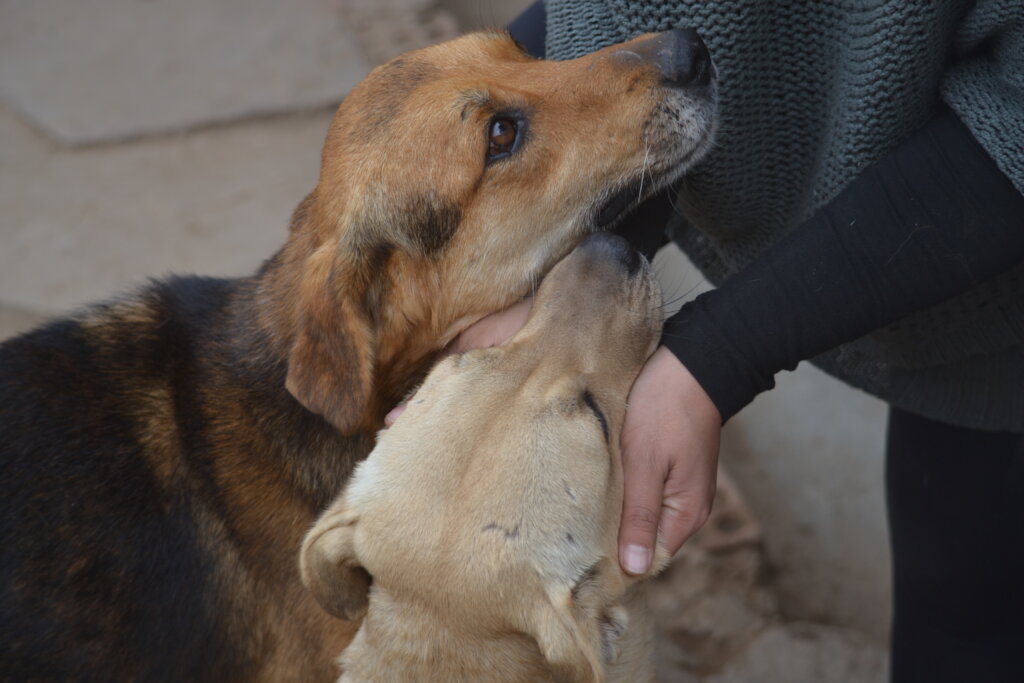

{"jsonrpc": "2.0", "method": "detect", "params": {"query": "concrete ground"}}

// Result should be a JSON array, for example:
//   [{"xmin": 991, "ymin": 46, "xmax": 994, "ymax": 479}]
[{"xmin": 0, "ymin": 0, "xmax": 890, "ymax": 679}]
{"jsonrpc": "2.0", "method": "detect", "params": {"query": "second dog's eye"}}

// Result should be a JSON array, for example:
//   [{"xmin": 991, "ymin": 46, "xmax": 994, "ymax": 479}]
[{"xmin": 487, "ymin": 118, "xmax": 518, "ymax": 161}]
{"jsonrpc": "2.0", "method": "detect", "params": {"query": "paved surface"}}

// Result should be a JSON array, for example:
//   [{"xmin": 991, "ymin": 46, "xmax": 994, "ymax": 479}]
[
  {"xmin": 708, "ymin": 623, "xmax": 887, "ymax": 683},
  {"xmin": 0, "ymin": 102, "xmax": 330, "ymax": 313},
  {"xmin": 724, "ymin": 365, "xmax": 890, "ymax": 638},
  {"xmin": 0, "ymin": 1, "xmax": 890, "ymax": 679},
  {"xmin": 0, "ymin": 0, "xmax": 369, "ymax": 145}
]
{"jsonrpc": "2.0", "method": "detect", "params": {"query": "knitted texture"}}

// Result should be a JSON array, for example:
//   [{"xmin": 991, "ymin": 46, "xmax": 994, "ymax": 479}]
[
  {"xmin": 547, "ymin": 0, "xmax": 1024, "ymax": 430},
  {"xmin": 942, "ymin": 0, "xmax": 1024, "ymax": 196}
]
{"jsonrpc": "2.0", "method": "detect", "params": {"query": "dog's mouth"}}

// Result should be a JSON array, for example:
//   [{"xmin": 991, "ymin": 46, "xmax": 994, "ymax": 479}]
[
  {"xmin": 590, "ymin": 124, "xmax": 716, "ymax": 232},
  {"xmin": 591, "ymin": 168, "xmax": 678, "ymax": 232},
  {"xmin": 593, "ymin": 181, "xmax": 645, "ymax": 231},
  {"xmin": 591, "ymin": 79, "xmax": 719, "ymax": 233}
]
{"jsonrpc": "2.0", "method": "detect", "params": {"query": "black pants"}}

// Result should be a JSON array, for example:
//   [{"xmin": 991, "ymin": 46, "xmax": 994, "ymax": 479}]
[{"xmin": 887, "ymin": 408, "xmax": 1024, "ymax": 682}]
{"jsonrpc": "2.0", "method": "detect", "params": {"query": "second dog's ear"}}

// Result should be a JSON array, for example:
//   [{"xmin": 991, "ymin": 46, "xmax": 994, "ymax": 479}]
[
  {"xmin": 524, "ymin": 556, "xmax": 638, "ymax": 682},
  {"xmin": 300, "ymin": 500, "xmax": 371, "ymax": 622},
  {"xmin": 528, "ymin": 590, "xmax": 606, "ymax": 683}
]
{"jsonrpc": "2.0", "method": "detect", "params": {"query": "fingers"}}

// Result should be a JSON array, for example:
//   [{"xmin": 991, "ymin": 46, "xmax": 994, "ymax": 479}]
[
  {"xmin": 658, "ymin": 468, "xmax": 717, "ymax": 557},
  {"xmin": 616, "ymin": 346, "xmax": 722, "ymax": 574},
  {"xmin": 387, "ymin": 299, "xmax": 534, "ymax": 428},
  {"xmin": 619, "ymin": 450, "xmax": 718, "ymax": 574},
  {"xmin": 450, "ymin": 298, "xmax": 532, "ymax": 353},
  {"xmin": 618, "ymin": 446, "xmax": 666, "ymax": 575},
  {"xmin": 384, "ymin": 402, "xmax": 407, "ymax": 427}
]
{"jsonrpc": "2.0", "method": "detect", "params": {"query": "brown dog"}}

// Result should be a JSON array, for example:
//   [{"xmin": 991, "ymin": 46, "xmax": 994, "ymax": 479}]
[
  {"xmin": 0, "ymin": 30, "xmax": 715, "ymax": 681},
  {"xmin": 302, "ymin": 233, "xmax": 668, "ymax": 683}
]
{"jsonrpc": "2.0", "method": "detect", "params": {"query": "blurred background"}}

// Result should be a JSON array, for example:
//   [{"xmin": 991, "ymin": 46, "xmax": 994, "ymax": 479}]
[{"xmin": 0, "ymin": 1, "xmax": 890, "ymax": 680}]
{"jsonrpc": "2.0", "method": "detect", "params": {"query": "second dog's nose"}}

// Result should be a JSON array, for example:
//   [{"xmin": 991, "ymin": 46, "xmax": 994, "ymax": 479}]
[
  {"xmin": 579, "ymin": 233, "xmax": 643, "ymax": 276},
  {"xmin": 634, "ymin": 28, "xmax": 712, "ymax": 88}
]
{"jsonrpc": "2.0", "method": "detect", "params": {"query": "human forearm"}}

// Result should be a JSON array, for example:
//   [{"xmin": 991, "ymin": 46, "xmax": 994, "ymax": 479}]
[{"xmin": 663, "ymin": 106, "xmax": 1024, "ymax": 420}]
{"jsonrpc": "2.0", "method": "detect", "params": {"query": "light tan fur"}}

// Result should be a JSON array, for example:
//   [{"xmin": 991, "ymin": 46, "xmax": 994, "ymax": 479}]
[{"xmin": 302, "ymin": 238, "xmax": 670, "ymax": 682}]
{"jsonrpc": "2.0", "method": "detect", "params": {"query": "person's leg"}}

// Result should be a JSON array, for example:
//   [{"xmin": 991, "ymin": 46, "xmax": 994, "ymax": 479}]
[{"xmin": 886, "ymin": 407, "xmax": 1024, "ymax": 682}]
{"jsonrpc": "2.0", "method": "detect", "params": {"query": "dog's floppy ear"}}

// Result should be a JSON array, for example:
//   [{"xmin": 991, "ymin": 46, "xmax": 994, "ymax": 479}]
[
  {"xmin": 286, "ymin": 240, "xmax": 378, "ymax": 435},
  {"xmin": 526, "ymin": 556, "xmax": 639, "ymax": 682},
  {"xmin": 300, "ymin": 500, "xmax": 371, "ymax": 622},
  {"xmin": 527, "ymin": 589, "xmax": 607, "ymax": 683}
]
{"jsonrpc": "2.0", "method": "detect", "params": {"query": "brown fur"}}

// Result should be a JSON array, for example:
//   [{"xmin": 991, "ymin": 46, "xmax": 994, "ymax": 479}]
[{"xmin": 0, "ymin": 31, "xmax": 716, "ymax": 680}]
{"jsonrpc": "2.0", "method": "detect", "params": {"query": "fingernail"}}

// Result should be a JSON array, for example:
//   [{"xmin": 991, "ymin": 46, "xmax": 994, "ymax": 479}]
[{"xmin": 622, "ymin": 544, "xmax": 651, "ymax": 575}]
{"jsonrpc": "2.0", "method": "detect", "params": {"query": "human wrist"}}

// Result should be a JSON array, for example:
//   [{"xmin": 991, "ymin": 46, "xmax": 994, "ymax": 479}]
[
  {"xmin": 648, "ymin": 345, "xmax": 721, "ymax": 425},
  {"xmin": 661, "ymin": 297, "xmax": 769, "ymax": 422}
]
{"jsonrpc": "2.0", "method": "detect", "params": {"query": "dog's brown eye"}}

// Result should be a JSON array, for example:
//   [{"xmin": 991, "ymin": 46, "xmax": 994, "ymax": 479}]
[{"xmin": 488, "ymin": 118, "xmax": 518, "ymax": 159}]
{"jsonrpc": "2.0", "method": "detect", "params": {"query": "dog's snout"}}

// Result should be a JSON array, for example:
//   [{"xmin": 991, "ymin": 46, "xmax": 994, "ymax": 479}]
[
  {"xmin": 633, "ymin": 28, "xmax": 712, "ymax": 88},
  {"xmin": 579, "ymin": 233, "xmax": 643, "ymax": 275}
]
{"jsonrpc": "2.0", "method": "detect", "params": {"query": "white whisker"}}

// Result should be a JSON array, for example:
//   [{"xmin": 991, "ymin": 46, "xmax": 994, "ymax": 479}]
[{"xmin": 637, "ymin": 134, "xmax": 652, "ymax": 204}]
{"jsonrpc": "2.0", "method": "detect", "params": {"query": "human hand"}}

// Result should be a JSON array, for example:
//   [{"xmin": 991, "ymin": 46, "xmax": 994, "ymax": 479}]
[
  {"xmin": 384, "ymin": 298, "xmax": 533, "ymax": 426},
  {"xmin": 446, "ymin": 298, "xmax": 533, "ymax": 355},
  {"xmin": 618, "ymin": 345, "xmax": 722, "ymax": 574}
]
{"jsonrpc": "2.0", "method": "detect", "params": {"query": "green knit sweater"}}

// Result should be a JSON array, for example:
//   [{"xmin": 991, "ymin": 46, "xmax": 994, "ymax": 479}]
[{"xmin": 547, "ymin": 0, "xmax": 1024, "ymax": 430}]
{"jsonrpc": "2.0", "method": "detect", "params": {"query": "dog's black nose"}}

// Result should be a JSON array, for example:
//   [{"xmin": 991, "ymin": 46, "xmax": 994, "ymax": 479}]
[
  {"xmin": 635, "ymin": 28, "xmax": 712, "ymax": 88},
  {"xmin": 580, "ymin": 233, "xmax": 643, "ymax": 275}
]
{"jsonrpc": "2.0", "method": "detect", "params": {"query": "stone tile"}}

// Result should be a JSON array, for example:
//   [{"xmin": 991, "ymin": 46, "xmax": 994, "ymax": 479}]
[
  {"xmin": 0, "ymin": 103, "xmax": 332, "ymax": 313},
  {"xmin": 437, "ymin": 0, "xmax": 534, "ymax": 32},
  {"xmin": 706, "ymin": 623, "xmax": 887, "ymax": 683},
  {"xmin": 0, "ymin": 304, "xmax": 47, "ymax": 342},
  {"xmin": 0, "ymin": 0, "xmax": 368, "ymax": 144},
  {"xmin": 341, "ymin": 0, "xmax": 459, "ymax": 65}
]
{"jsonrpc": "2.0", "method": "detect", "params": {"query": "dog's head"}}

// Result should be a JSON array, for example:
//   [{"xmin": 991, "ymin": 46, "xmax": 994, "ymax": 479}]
[
  {"xmin": 275, "ymin": 29, "xmax": 717, "ymax": 434},
  {"xmin": 301, "ymin": 234, "xmax": 667, "ymax": 681}
]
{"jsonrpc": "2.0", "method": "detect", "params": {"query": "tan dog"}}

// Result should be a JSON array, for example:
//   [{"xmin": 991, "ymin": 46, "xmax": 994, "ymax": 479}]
[
  {"xmin": 0, "ymin": 29, "xmax": 714, "ymax": 680},
  {"xmin": 302, "ymin": 233, "xmax": 669, "ymax": 682}
]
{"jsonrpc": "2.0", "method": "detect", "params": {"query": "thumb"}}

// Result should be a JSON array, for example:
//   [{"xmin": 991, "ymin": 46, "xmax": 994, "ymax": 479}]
[{"xmin": 618, "ymin": 448, "xmax": 666, "ymax": 575}]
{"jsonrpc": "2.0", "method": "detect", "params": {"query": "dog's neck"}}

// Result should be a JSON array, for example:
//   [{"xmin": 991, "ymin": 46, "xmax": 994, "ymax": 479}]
[
  {"xmin": 214, "ymin": 239, "xmax": 437, "ymax": 507},
  {"xmin": 205, "ymin": 251, "xmax": 375, "ymax": 507},
  {"xmin": 243, "ymin": 228, "xmax": 438, "ymax": 426},
  {"xmin": 341, "ymin": 591, "xmax": 557, "ymax": 683}
]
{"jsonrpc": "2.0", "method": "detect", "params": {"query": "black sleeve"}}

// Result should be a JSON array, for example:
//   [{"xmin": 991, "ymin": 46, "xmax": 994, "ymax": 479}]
[
  {"xmin": 507, "ymin": 1, "xmax": 546, "ymax": 59},
  {"xmin": 662, "ymin": 107, "xmax": 1024, "ymax": 421}
]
